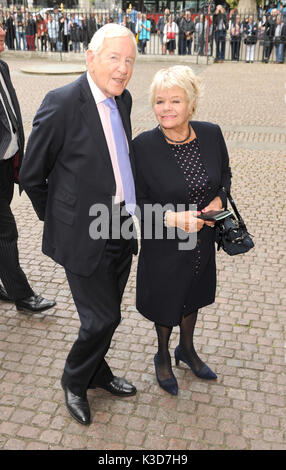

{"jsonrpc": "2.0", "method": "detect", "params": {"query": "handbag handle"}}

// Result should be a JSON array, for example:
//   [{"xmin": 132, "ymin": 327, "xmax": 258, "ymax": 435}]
[{"xmin": 221, "ymin": 187, "xmax": 246, "ymax": 227}]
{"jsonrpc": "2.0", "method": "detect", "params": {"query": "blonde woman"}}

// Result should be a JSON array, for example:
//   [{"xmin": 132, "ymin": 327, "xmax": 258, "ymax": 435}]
[{"xmin": 133, "ymin": 66, "xmax": 232, "ymax": 395}]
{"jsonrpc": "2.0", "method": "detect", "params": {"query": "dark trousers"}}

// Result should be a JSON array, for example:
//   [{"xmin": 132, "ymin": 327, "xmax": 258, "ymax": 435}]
[
  {"xmin": 179, "ymin": 36, "xmax": 193, "ymax": 55},
  {"xmin": 215, "ymin": 30, "xmax": 226, "ymax": 59},
  {"xmin": 231, "ymin": 38, "xmax": 241, "ymax": 60},
  {"xmin": 263, "ymin": 39, "xmax": 274, "ymax": 61},
  {"xmin": 61, "ymin": 214, "xmax": 134, "ymax": 398},
  {"xmin": 0, "ymin": 158, "xmax": 33, "ymax": 300}
]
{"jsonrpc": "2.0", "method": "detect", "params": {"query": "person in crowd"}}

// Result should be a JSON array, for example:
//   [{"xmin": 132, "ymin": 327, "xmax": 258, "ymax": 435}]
[
  {"xmin": 230, "ymin": 14, "xmax": 242, "ymax": 61},
  {"xmin": 213, "ymin": 4, "xmax": 228, "ymax": 62},
  {"xmin": 133, "ymin": 65, "xmax": 231, "ymax": 395},
  {"xmin": 25, "ymin": 11, "xmax": 36, "ymax": 51},
  {"xmin": 81, "ymin": 13, "xmax": 89, "ymax": 51},
  {"xmin": 69, "ymin": 13, "xmax": 81, "ymax": 53},
  {"xmin": 117, "ymin": 8, "xmax": 123, "ymax": 25},
  {"xmin": 163, "ymin": 14, "xmax": 178, "ymax": 55},
  {"xmin": 130, "ymin": 5, "xmax": 138, "ymax": 35},
  {"xmin": 47, "ymin": 13, "xmax": 58, "ymax": 52},
  {"xmin": 87, "ymin": 12, "xmax": 97, "ymax": 44},
  {"xmin": 258, "ymin": 12, "xmax": 266, "ymax": 48},
  {"xmin": 177, "ymin": 11, "xmax": 185, "ymax": 55},
  {"xmin": 96, "ymin": 13, "xmax": 103, "ymax": 29},
  {"xmin": 36, "ymin": 13, "xmax": 48, "ymax": 52},
  {"xmin": 0, "ymin": 24, "xmax": 56, "ymax": 313},
  {"xmin": 19, "ymin": 23, "xmax": 138, "ymax": 427},
  {"xmin": 244, "ymin": 15, "xmax": 258, "ymax": 63},
  {"xmin": 14, "ymin": 8, "xmax": 26, "ymax": 51},
  {"xmin": 122, "ymin": 13, "xmax": 132, "ymax": 30},
  {"xmin": 60, "ymin": 12, "xmax": 70, "ymax": 53},
  {"xmin": 179, "ymin": 10, "xmax": 195, "ymax": 55},
  {"xmin": 3, "ymin": 10, "xmax": 15, "ymax": 50},
  {"xmin": 274, "ymin": 15, "xmax": 286, "ymax": 63},
  {"xmin": 263, "ymin": 12, "xmax": 276, "ymax": 62},
  {"xmin": 229, "ymin": 7, "xmax": 238, "ymax": 27},
  {"xmin": 194, "ymin": 14, "xmax": 205, "ymax": 55},
  {"xmin": 156, "ymin": 7, "xmax": 170, "ymax": 55},
  {"xmin": 138, "ymin": 13, "xmax": 151, "ymax": 54}
]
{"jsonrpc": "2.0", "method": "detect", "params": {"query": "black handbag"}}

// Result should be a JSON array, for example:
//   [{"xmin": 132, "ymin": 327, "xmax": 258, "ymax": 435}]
[{"xmin": 215, "ymin": 190, "xmax": 254, "ymax": 256}]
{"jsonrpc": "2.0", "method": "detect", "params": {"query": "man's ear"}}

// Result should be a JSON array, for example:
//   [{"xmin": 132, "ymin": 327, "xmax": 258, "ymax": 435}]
[{"xmin": 86, "ymin": 49, "xmax": 96, "ymax": 69}]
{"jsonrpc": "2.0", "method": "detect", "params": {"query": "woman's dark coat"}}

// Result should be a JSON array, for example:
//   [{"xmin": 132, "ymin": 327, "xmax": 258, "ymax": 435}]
[{"xmin": 133, "ymin": 121, "xmax": 231, "ymax": 326}]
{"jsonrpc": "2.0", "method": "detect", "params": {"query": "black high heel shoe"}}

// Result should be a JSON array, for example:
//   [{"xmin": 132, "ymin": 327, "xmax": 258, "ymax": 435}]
[
  {"xmin": 154, "ymin": 353, "xmax": 178, "ymax": 395},
  {"xmin": 174, "ymin": 346, "xmax": 217, "ymax": 380}
]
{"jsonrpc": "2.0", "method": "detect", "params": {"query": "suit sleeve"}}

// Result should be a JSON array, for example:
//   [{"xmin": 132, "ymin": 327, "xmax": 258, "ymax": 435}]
[
  {"xmin": 19, "ymin": 90, "xmax": 65, "ymax": 221},
  {"xmin": 216, "ymin": 125, "xmax": 232, "ymax": 208}
]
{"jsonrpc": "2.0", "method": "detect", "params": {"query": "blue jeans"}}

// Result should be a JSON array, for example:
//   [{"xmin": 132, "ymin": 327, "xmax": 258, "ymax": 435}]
[
  {"xmin": 16, "ymin": 31, "xmax": 26, "ymax": 50},
  {"xmin": 215, "ymin": 30, "xmax": 226, "ymax": 60},
  {"xmin": 275, "ymin": 43, "xmax": 284, "ymax": 63},
  {"xmin": 72, "ymin": 41, "xmax": 80, "ymax": 52}
]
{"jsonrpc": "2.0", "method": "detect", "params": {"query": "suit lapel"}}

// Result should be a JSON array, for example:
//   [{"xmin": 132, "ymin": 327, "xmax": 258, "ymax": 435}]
[
  {"xmin": 0, "ymin": 62, "xmax": 13, "ymax": 133},
  {"xmin": 79, "ymin": 73, "xmax": 114, "ymax": 176},
  {"xmin": 0, "ymin": 60, "xmax": 24, "ymax": 154}
]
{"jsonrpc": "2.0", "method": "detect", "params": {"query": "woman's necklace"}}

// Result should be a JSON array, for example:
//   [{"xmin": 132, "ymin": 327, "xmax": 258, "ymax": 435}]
[{"xmin": 159, "ymin": 123, "xmax": 191, "ymax": 144}]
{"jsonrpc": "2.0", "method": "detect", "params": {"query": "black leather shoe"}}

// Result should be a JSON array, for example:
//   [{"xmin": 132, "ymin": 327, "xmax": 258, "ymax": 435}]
[
  {"xmin": 15, "ymin": 294, "xmax": 56, "ymax": 313},
  {"xmin": 61, "ymin": 378, "xmax": 91, "ymax": 425},
  {"xmin": 0, "ymin": 285, "xmax": 13, "ymax": 302},
  {"xmin": 97, "ymin": 376, "xmax": 137, "ymax": 397}
]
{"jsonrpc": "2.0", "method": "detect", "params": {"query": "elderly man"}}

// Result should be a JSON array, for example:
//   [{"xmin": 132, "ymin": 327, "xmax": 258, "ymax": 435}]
[
  {"xmin": 20, "ymin": 24, "xmax": 137, "ymax": 425},
  {"xmin": 0, "ymin": 24, "xmax": 55, "ymax": 313}
]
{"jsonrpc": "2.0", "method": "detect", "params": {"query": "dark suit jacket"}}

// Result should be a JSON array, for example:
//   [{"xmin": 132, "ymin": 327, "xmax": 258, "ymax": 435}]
[
  {"xmin": 0, "ymin": 59, "xmax": 25, "ymax": 184},
  {"xmin": 133, "ymin": 121, "xmax": 232, "ymax": 325},
  {"xmin": 19, "ymin": 72, "xmax": 136, "ymax": 276}
]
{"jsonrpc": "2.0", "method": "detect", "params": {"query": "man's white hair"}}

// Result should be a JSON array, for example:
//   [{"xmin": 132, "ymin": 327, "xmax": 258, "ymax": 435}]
[{"xmin": 88, "ymin": 23, "xmax": 137, "ymax": 56}]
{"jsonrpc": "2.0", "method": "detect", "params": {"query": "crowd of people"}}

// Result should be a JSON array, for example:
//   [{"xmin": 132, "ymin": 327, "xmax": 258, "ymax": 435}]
[
  {"xmin": 213, "ymin": 5, "xmax": 286, "ymax": 63},
  {"xmin": 0, "ymin": 3, "xmax": 286, "ymax": 62}
]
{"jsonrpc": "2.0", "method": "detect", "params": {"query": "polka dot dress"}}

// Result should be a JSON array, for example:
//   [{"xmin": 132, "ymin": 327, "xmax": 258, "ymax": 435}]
[
  {"xmin": 169, "ymin": 138, "xmax": 210, "ymax": 208},
  {"xmin": 169, "ymin": 138, "xmax": 211, "ymax": 276}
]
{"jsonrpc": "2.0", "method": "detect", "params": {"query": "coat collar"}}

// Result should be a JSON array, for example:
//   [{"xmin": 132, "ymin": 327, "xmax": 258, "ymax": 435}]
[{"xmin": 191, "ymin": 121, "xmax": 213, "ymax": 182}]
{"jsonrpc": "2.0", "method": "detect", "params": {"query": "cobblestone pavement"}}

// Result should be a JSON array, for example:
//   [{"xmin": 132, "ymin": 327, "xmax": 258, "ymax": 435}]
[{"xmin": 0, "ymin": 55, "xmax": 285, "ymax": 450}]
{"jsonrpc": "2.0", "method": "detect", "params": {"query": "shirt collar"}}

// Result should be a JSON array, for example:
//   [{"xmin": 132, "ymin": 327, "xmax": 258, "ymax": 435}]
[{"xmin": 87, "ymin": 71, "xmax": 115, "ymax": 105}]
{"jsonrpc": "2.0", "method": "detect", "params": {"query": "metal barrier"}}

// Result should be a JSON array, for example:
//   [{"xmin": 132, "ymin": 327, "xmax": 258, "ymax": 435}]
[{"xmin": 1, "ymin": 7, "xmax": 285, "ymax": 64}]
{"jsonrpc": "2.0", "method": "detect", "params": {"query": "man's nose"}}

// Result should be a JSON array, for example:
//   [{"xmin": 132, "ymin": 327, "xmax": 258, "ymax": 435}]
[{"xmin": 118, "ymin": 59, "xmax": 128, "ymax": 74}]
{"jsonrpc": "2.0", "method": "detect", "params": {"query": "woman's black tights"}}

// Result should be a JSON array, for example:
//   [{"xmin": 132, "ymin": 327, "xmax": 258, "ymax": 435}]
[
  {"xmin": 155, "ymin": 310, "xmax": 204, "ymax": 380},
  {"xmin": 155, "ymin": 323, "xmax": 173, "ymax": 381},
  {"xmin": 179, "ymin": 310, "xmax": 204, "ymax": 373}
]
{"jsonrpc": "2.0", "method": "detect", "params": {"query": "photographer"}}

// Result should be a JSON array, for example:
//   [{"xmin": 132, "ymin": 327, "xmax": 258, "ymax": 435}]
[
  {"xmin": 213, "ymin": 5, "xmax": 228, "ymax": 62},
  {"xmin": 274, "ymin": 15, "xmax": 286, "ymax": 63}
]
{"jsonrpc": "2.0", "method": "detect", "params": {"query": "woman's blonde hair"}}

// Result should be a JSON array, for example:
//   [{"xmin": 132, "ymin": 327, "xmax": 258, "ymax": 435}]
[{"xmin": 150, "ymin": 66, "xmax": 202, "ymax": 116}]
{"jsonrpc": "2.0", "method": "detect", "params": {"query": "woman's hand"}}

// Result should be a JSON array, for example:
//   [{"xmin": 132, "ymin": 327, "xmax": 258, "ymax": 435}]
[
  {"xmin": 201, "ymin": 196, "xmax": 223, "ymax": 227},
  {"xmin": 165, "ymin": 211, "xmax": 205, "ymax": 233}
]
